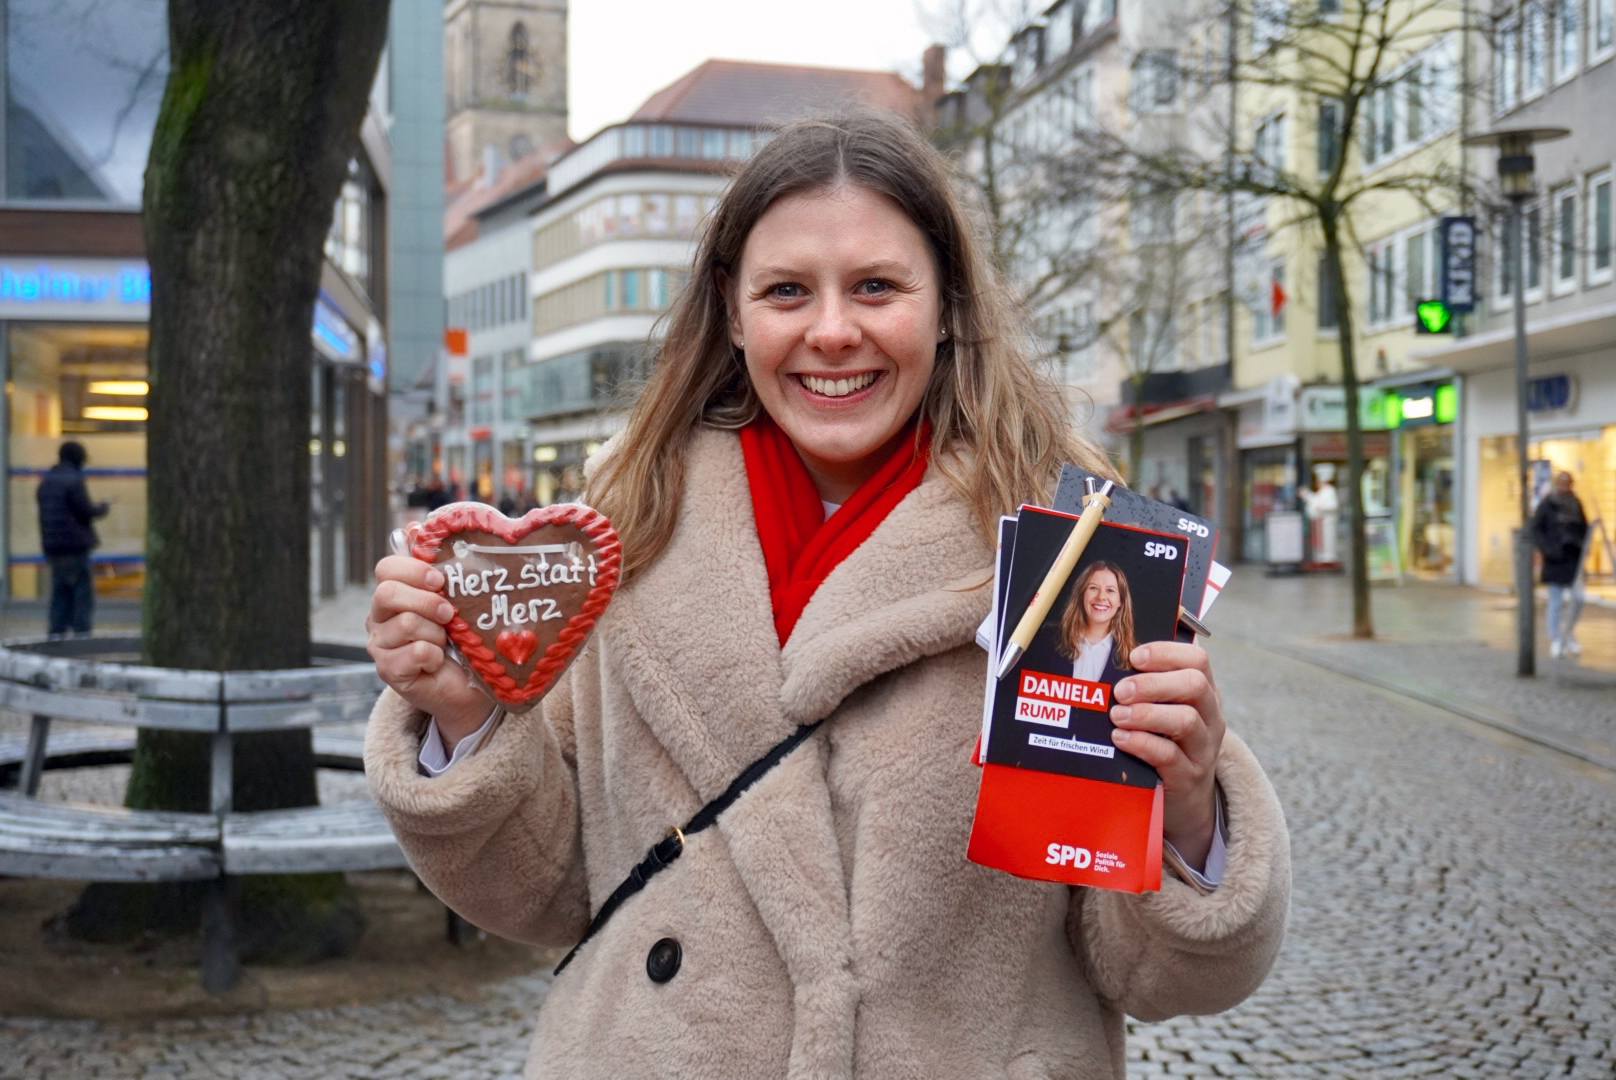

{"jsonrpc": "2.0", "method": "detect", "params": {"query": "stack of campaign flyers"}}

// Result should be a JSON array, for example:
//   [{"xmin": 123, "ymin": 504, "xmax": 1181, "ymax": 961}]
[{"xmin": 967, "ymin": 472, "xmax": 1227, "ymax": 894}]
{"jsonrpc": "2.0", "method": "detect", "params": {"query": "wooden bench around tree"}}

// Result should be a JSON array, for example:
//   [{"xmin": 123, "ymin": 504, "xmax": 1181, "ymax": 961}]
[{"xmin": 0, "ymin": 636, "xmax": 408, "ymax": 991}]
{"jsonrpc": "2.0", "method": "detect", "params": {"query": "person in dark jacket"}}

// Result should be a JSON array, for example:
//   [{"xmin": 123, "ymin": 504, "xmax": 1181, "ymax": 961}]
[
  {"xmin": 1531, "ymin": 470, "xmax": 1589, "ymax": 658},
  {"xmin": 36, "ymin": 441, "xmax": 109, "ymax": 636}
]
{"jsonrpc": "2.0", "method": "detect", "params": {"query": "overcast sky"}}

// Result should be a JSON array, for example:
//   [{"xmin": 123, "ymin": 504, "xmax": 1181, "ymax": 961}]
[{"xmin": 566, "ymin": 0, "xmax": 996, "ymax": 143}]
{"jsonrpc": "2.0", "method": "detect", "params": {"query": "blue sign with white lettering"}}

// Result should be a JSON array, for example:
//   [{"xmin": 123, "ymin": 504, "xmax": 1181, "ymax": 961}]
[
  {"xmin": 1526, "ymin": 374, "xmax": 1575, "ymax": 412},
  {"xmin": 1440, "ymin": 216, "xmax": 1477, "ymax": 315}
]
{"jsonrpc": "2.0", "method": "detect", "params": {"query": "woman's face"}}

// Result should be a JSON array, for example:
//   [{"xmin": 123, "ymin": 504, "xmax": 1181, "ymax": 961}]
[
  {"xmin": 1082, "ymin": 570, "xmax": 1121, "ymax": 633},
  {"xmin": 729, "ymin": 184, "xmax": 944, "ymax": 503}
]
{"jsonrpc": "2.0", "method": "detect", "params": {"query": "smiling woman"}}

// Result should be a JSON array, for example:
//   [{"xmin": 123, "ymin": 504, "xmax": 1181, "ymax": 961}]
[{"xmin": 362, "ymin": 109, "xmax": 1292, "ymax": 1080}]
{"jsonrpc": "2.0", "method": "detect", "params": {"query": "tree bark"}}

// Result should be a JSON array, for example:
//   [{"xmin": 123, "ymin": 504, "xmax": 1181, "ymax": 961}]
[
  {"xmin": 60, "ymin": 0, "xmax": 391, "ymax": 954},
  {"xmin": 1321, "ymin": 214, "xmax": 1374, "ymax": 639}
]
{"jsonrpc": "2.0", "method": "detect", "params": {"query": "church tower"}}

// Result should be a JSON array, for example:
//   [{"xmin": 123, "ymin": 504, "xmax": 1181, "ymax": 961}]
[{"xmin": 443, "ymin": 0, "xmax": 568, "ymax": 184}]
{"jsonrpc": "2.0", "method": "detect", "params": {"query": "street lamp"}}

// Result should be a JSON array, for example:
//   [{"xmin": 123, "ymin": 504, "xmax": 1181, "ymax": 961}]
[{"xmin": 1462, "ymin": 126, "xmax": 1569, "ymax": 677}]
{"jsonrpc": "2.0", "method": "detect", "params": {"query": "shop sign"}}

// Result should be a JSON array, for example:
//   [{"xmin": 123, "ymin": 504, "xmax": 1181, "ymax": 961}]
[
  {"xmin": 0, "ymin": 258, "xmax": 150, "ymax": 319},
  {"xmin": 1297, "ymin": 386, "xmax": 1391, "ymax": 432},
  {"xmin": 1237, "ymin": 377, "xmax": 1300, "ymax": 447},
  {"xmin": 1526, "ymin": 374, "xmax": 1577, "ymax": 414},
  {"xmin": 1385, "ymin": 383, "xmax": 1457, "ymax": 428},
  {"xmin": 313, "ymin": 296, "xmax": 361, "ymax": 362}
]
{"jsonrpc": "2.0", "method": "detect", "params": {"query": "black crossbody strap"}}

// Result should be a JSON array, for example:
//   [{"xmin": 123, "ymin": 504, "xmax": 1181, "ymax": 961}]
[{"xmin": 552, "ymin": 718, "xmax": 826, "ymax": 976}]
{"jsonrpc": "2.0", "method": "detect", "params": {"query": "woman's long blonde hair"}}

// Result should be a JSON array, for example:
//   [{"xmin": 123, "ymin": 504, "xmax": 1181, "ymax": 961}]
[
  {"xmin": 1056, "ymin": 561, "xmax": 1136, "ymax": 671},
  {"xmin": 589, "ymin": 109, "xmax": 1116, "ymax": 580}
]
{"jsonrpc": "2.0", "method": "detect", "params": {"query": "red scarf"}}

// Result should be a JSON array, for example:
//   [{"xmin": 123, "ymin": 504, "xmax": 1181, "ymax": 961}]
[{"xmin": 741, "ymin": 415, "xmax": 932, "ymax": 646}]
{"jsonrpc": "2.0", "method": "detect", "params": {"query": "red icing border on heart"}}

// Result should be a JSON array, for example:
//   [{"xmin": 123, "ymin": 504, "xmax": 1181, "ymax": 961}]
[{"xmin": 410, "ymin": 503, "xmax": 622, "ymax": 707}]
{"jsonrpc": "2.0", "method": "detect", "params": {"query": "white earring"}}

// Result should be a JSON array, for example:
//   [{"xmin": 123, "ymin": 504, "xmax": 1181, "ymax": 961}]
[{"xmin": 940, "ymin": 325, "xmax": 949, "ymax": 338}]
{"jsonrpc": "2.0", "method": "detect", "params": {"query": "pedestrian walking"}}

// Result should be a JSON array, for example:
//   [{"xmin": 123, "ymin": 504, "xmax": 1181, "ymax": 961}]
[
  {"xmin": 1532, "ymin": 470, "xmax": 1589, "ymax": 658},
  {"xmin": 364, "ymin": 111, "xmax": 1290, "ymax": 1079},
  {"xmin": 35, "ymin": 441, "xmax": 109, "ymax": 637}
]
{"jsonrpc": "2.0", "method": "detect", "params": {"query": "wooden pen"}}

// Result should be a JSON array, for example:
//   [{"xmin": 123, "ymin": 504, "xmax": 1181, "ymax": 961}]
[{"xmin": 994, "ymin": 479, "xmax": 1114, "ymax": 680}]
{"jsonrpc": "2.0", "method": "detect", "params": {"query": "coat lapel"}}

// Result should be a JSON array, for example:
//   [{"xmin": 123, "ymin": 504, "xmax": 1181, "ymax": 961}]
[{"xmin": 596, "ymin": 427, "xmax": 992, "ymax": 1080}]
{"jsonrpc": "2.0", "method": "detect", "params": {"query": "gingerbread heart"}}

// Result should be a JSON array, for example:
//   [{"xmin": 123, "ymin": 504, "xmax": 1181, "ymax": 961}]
[{"xmin": 410, "ymin": 502, "xmax": 622, "ymax": 707}]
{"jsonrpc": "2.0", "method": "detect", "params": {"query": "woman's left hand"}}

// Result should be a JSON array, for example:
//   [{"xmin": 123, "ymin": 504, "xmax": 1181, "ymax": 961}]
[{"xmin": 1109, "ymin": 642, "xmax": 1223, "ymax": 870}]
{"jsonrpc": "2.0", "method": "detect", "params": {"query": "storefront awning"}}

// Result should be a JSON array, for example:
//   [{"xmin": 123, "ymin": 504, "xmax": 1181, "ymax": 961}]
[
  {"xmin": 1103, "ymin": 395, "xmax": 1217, "ymax": 435},
  {"xmin": 1410, "ymin": 301, "xmax": 1616, "ymax": 374}
]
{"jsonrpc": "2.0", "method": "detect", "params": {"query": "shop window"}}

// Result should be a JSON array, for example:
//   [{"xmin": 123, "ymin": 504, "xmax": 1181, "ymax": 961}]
[{"xmin": 7, "ymin": 323, "xmax": 150, "ymax": 600}]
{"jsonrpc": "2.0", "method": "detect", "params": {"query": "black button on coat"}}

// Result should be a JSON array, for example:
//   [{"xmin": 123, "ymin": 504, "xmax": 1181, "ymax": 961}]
[{"xmin": 646, "ymin": 937, "xmax": 681, "ymax": 983}]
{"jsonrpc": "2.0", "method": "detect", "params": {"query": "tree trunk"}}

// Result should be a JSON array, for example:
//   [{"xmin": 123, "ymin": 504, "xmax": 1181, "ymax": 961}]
[
  {"xmin": 60, "ymin": 0, "xmax": 391, "ymax": 956},
  {"xmin": 1322, "ymin": 217, "xmax": 1374, "ymax": 639}
]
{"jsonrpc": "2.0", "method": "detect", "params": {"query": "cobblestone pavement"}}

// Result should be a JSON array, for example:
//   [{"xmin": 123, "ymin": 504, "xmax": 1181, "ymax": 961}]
[{"xmin": 3, "ymin": 579, "xmax": 1614, "ymax": 1077}]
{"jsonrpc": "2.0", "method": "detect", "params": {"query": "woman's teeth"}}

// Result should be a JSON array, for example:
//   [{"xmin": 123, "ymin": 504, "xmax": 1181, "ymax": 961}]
[{"xmin": 799, "ymin": 373, "xmax": 877, "ymax": 397}]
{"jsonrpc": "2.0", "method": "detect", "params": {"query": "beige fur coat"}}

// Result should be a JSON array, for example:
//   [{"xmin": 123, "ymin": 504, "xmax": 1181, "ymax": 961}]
[{"xmin": 366, "ymin": 427, "xmax": 1290, "ymax": 1080}]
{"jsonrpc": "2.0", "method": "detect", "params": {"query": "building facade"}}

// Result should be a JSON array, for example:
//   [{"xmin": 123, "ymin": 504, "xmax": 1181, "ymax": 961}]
[
  {"xmin": 1417, "ymin": 0, "xmax": 1616, "ymax": 596},
  {"xmin": 0, "ymin": 0, "xmax": 394, "ymax": 603},
  {"xmin": 936, "ymin": 0, "xmax": 1238, "ymax": 534}
]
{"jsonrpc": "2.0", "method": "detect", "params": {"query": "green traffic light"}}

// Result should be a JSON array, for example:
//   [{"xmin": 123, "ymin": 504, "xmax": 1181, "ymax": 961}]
[{"xmin": 1416, "ymin": 300, "xmax": 1452, "ymax": 334}]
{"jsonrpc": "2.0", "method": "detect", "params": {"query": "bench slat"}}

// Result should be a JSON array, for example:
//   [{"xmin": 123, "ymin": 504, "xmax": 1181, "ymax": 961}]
[{"xmin": 223, "ymin": 803, "xmax": 406, "ymax": 874}]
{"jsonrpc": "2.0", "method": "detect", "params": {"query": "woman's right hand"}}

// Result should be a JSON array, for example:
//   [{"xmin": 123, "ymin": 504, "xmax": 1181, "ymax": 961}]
[{"xmin": 366, "ymin": 554, "xmax": 493, "ymax": 746}]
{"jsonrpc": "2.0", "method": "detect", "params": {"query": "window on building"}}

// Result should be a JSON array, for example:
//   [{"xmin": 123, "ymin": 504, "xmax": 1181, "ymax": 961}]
[
  {"xmin": 1253, "ymin": 111, "xmax": 1285, "ymax": 182},
  {"xmin": 1317, "ymin": 254, "xmax": 1339, "ymax": 331},
  {"xmin": 1557, "ymin": 0, "xmax": 1580, "ymax": 79},
  {"xmin": 1253, "ymin": 259, "xmax": 1286, "ymax": 344},
  {"xmin": 620, "ymin": 269, "xmax": 640, "ymax": 309},
  {"xmin": 1252, "ymin": 0, "xmax": 1289, "ymax": 54},
  {"xmin": 1319, "ymin": 0, "xmax": 1341, "ymax": 13},
  {"xmin": 1590, "ymin": 170, "xmax": 1613, "ymax": 281},
  {"xmin": 674, "ymin": 194, "xmax": 700, "ymax": 236},
  {"xmin": 1317, "ymin": 99, "xmax": 1341, "ymax": 175},
  {"xmin": 1525, "ymin": 2, "xmax": 1548, "ymax": 96},
  {"xmin": 1404, "ymin": 65, "xmax": 1425, "ymax": 142},
  {"xmin": 1131, "ymin": 50, "xmax": 1179, "ymax": 112},
  {"xmin": 1553, "ymin": 186, "xmax": 1578, "ymax": 292},
  {"xmin": 1527, "ymin": 202, "xmax": 1543, "ymax": 291},
  {"xmin": 1598, "ymin": 0, "xmax": 1616, "ymax": 54},
  {"xmin": 1130, "ymin": 309, "xmax": 1178, "ymax": 370},
  {"xmin": 603, "ymin": 270, "xmax": 615, "ymax": 310},
  {"xmin": 1496, "ymin": 19, "xmax": 1520, "ymax": 111},
  {"xmin": 1130, "ymin": 186, "xmax": 1176, "ymax": 244},
  {"xmin": 4, "ymin": 0, "xmax": 169, "ymax": 203},
  {"xmin": 1405, "ymin": 229, "xmax": 1430, "ymax": 314},
  {"xmin": 471, "ymin": 356, "xmax": 495, "ymax": 425},
  {"xmin": 1495, "ymin": 215, "xmax": 1513, "ymax": 299},
  {"xmin": 505, "ymin": 22, "xmax": 534, "ymax": 97},
  {"xmin": 648, "ymin": 268, "xmax": 669, "ymax": 309},
  {"xmin": 501, "ymin": 350, "xmax": 526, "ymax": 421},
  {"xmin": 643, "ymin": 194, "xmax": 670, "ymax": 235},
  {"xmin": 1367, "ymin": 244, "xmax": 1386, "ymax": 324}
]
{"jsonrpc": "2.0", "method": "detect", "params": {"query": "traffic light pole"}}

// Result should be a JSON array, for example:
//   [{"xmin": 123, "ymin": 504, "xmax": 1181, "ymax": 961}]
[{"xmin": 1511, "ymin": 194, "xmax": 1535, "ymax": 677}]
